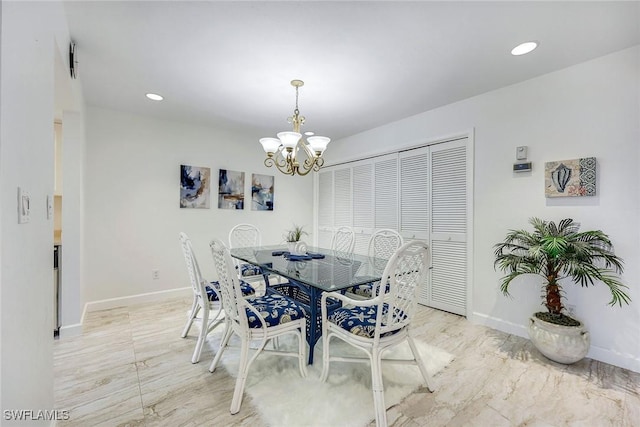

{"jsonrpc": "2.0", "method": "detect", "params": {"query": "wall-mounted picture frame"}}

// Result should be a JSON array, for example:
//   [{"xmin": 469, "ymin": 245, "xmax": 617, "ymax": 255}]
[
  {"xmin": 545, "ymin": 157, "xmax": 596, "ymax": 198},
  {"xmin": 218, "ymin": 169, "xmax": 245, "ymax": 209},
  {"xmin": 180, "ymin": 165, "xmax": 211, "ymax": 208},
  {"xmin": 251, "ymin": 173, "xmax": 274, "ymax": 211}
]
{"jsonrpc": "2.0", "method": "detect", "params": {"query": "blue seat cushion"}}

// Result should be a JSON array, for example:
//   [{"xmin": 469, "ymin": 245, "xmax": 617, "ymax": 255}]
[
  {"xmin": 238, "ymin": 263, "xmax": 264, "ymax": 277},
  {"xmin": 328, "ymin": 303, "xmax": 405, "ymax": 338},
  {"xmin": 205, "ymin": 280, "xmax": 255, "ymax": 302},
  {"xmin": 345, "ymin": 280, "xmax": 388, "ymax": 298},
  {"xmin": 245, "ymin": 293, "xmax": 306, "ymax": 328}
]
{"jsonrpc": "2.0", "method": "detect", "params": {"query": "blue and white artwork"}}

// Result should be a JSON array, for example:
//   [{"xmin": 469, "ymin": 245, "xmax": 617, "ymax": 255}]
[
  {"xmin": 252, "ymin": 173, "xmax": 274, "ymax": 211},
  {"xmin": 218, "ymin": 169, "xmax": 245, "ymax": 210},
  {"xmin": 180, "ymin": 165, "xmax": 211, "ymax": 208}
]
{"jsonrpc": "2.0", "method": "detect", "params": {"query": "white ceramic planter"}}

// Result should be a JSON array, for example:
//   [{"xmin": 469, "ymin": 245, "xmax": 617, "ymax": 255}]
[
  {"xmin": 527, "ymin": 315, "xmax": 590, "ymax": 364},
  {"xmin": 287, "ymin": 241, "xmax": 307, "ymax": 256}
]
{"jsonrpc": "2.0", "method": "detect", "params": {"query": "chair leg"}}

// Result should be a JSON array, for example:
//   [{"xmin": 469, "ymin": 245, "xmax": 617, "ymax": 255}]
[
  {"xmin": 209, "ymin": 322, "xmax": 232, "ymax": 372},
  {"xmin": 320, "ymin": 333, "xmax": 332, "ymax": 382},
  {"xmin": 230, "ymin": 337, "xmax": 251, "ymax": 414},
  {"xmin": 297, "ymin": 327, "xmax": 308, "ymax": 378},
  {"xmin": 181, "ymin": 298, "xmax": 199, "ymax": 338},
  {"xmin": 371, "ymin": 349, "xmax": 387, "ymax": 427},
  {"xmin": 205, "ymin": 301, "xmax": 224, "ymax": 334},
  {"xmin": 407, "ymin": 335, "xmax": 433, "ymax": 392},
  {"xmin": 191, "ymin": 306, "xmax": 209, "ymax": 364}
]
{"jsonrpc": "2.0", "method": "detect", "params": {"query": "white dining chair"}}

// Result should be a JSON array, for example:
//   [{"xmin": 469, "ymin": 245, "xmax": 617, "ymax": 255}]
[
  {"xmin": 228, "ymin": 223, "xmax": 270, "ymax": 290},
  {"xmin": 179, "ymin": 232, "xmax": 255, "ymax": 363},
  {"xmin": 320, "ymin": 240, "xmax": 433, "ymax": 427},
  {"xmin": 345, "ymin": 229, "xmax": 404, "ymax": 298},
  {"xmin": 331, "ymin": 226, "xmax": 356, "ymax": 254},
  {"xmin": 209, "ymin": 238, "xmax": 308, "ymax": 415}
]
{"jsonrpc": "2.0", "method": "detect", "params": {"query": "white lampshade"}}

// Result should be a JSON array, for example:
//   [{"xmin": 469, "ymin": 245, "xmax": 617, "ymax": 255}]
[
  {"xmin": 259, "ymin": 137, "xmax": 281, "ymax": 154},
  {"xmin": 307, "ymin": 136, "xmax": 330, "ymax": 154},
  {"xmin": 277, "ymin": 131, "xmax": 302, "ymax": 149}
]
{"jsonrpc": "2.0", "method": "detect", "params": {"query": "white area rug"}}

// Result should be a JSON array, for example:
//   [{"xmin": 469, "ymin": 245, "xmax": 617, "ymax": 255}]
[{"xmin": 204, "ymin": 329, "xmax": 453, "ymax": 427}]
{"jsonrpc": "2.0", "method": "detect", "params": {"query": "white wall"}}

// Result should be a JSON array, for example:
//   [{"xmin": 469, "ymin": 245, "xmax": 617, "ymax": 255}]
[
  {"xmin": 323, "ymin": 46, "xmax": 640, "ymax": 371},
  {"xmin": 83, "ymin": 107, "xmax": 314, "ymax": 304},
  {"xmin": 0, "ymin": 1, "xmax": 80, "ymax": 422},
  {"xmin": 60, "ymin": 111, "xmax": 86, "ymax": 335}
]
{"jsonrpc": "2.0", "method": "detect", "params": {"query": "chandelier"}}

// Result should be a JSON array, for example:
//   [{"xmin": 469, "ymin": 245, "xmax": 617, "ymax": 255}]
[{"xmin": 259, "ymin": 80, "xmax": 330, "ymax": 176}]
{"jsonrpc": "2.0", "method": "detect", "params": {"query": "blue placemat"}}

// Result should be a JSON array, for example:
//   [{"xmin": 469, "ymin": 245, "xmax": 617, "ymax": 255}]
[
  {"xmin": 284, "ymin": 254, "xmax": 312, "ymax": 261},
  {"xmin": 307, "ymin": 252, "xmax": 325, "ymax": 259},
  {"xmin": 275, "ymin": 251, "xmax": 325, "ymax": 260}
]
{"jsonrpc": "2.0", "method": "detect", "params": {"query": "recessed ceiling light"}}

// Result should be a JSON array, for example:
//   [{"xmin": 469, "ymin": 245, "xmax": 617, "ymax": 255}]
[
  {"xmin": 304, "ymin": 131, "xmax": 315, "ymax": 136},
  {"xmin": 146, "ymin": 93, "xmax": 164, "ymax": 101},
  {"xmin": 511, "ymin": 41, "xmax": 538, "ymax": 56}
]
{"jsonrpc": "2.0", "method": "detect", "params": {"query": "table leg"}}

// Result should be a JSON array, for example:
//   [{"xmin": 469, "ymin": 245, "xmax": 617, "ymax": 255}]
[
  {"xmin": 307, "ymin": 286, "xmax": 321, "ymax": 365},
  {"xmin": 269, "ymin": 279, "xmax": 325, "ymax": 365}
]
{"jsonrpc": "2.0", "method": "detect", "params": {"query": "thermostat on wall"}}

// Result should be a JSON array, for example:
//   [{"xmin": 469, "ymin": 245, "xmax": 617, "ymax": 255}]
[
  {"xmin": 516, "ymin": 146, "xmax": 528, "ymax": 160},
  {"xmin": 513, "ymin": 162, "xmax": 532, "ymax": 173}
]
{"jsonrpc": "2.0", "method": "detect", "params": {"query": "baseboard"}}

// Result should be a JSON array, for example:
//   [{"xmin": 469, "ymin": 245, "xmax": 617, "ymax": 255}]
[
  {"xmin": 59, "ymin": 323, "xmax": 82, "ymax": 338},
  {"xmin": 471, "ymin": 311, "xmax": 640, "ymax": 373},
  {"xmin": 83, "ymin": 287, "xmax": 192, "ymax": 314},
  {"xmin": 587, "ymin": 345, "xmax": 640, "ymax": 373},
  {"xmin": 470, "ymin": 311, "xmax": 528, "ymax": 338}
]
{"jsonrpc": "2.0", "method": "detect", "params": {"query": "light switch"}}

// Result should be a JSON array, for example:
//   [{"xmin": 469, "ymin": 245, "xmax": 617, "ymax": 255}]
[
  {"xmin": 17, "ymin": 187, "xmax": 30, "ymax": 224},
  {"xmin": 47, "ymin": 195, "xmax": 53, "ymax": 220}
]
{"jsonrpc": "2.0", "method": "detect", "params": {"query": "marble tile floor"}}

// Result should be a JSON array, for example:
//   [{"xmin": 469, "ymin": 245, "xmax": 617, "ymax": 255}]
[{"xmin": 54, "ymin": 297, "xmax": 640, "ymax": 426}]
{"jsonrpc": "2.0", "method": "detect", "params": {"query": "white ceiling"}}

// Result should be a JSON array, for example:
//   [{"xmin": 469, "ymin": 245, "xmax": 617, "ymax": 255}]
[{"xmin": 63, "ymin": 1, "xmax": 640, "ymax": 141}]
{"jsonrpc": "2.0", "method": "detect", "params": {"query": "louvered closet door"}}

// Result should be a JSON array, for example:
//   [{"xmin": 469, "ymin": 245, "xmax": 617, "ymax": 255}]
[
  {"xmin": 399, "ymin": 146, "xmax": 430, "ymax": 241},
  {"xmin": 317, "ymin": 170, "xmax": 334, "ymax": 248},
  {"xmin": 427, "ymin": 138, "xmax": 469, "ymax": 315},
  {"xmin": 333, "ymin": 167, "xmax": 352, "ymax": 227},
  {"xmin": 374, "ymin": 154, "xmax": 399, "ymax": 231},
  {"xmin": 313, "ymin": 136, "xmax": 471, "ymax": 317},
  {"xmin": 352, "ymin": 161, "xmax": 374, "ymax": 255}
]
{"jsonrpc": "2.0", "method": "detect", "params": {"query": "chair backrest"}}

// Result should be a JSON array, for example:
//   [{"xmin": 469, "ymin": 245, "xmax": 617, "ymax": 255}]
[
  {"xmin": 179, "ymin": 232, "xmax": 210, "ymax": 304},
  {"xmin": 229, "ymin": 223, "xmax": 261, "ymax": 249},
  {"xmin": 210, "ymin": 238, "xmax": 248, "ymax": 330},
  {"xmin": 368, "ymin": 229, "xmax": 404, "ymax": 259},
  {"xmin": 331, "ymin": 226, "xmax": 355, "ymax": 254},
  {"xmin": 375, "ymin": 240, "xmax": 430, "ymax": 337},
  {"xmin": 229, "ymin": 224, "xmax": 261, "ymax": 269}
]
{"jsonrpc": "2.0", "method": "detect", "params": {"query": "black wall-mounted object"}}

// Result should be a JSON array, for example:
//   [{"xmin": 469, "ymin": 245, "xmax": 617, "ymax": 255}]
[
  {"xmin": 513, "ymin": 162, "xmax": 532, "ymax": 172},
  {"xmin": 69, "ymin": 42, "xmax": 77, "ymax": 79}
]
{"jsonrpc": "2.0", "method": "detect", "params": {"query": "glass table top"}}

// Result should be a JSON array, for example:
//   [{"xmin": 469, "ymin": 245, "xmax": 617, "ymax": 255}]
[{"xmin": 230, "ymin": 245, "xmax": 389, "ymax": 292}]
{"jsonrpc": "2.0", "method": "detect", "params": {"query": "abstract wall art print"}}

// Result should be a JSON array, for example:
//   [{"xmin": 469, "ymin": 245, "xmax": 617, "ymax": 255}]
[
  {"xmin": 180, "ymin": 165, "xmax": 211, "ymax": 208},
  {"xmin": 251, "ymin": 173, "xmax": 274, "ymax": 211},
  {"xmin": 218, "ymin": 169, "xmax": 245, "ymax": 209},
  {"xmin": 545, "ymin": 157, "xmax": 596, "ymax": 198}
]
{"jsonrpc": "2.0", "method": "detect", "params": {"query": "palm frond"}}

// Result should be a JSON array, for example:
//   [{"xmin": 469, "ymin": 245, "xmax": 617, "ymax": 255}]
[{"xmin": 495, "ymin": 217, "xmax": 630, "ymax": 311}]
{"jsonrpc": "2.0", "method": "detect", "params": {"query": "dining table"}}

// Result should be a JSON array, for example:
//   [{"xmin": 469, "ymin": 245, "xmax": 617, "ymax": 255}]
[{"xmin": 230, "ymin": 245, "xmax": 388, "ymax": 364}]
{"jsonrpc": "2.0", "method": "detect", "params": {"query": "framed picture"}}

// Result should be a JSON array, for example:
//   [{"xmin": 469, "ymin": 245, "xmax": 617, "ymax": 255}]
[
  {"xmin": 218, "ymin": 169, "xmax": 245, "ymax": 209},
  {"xmin": 252, "ymin": 173, "xmax": 274, "ymax": 211},
  {"xmin": 180, "ymin": 165, "xmax": 210, "ymax": 208},
  {"xmin": 545, "ymin": 157, "xmax": 596, "ymax": 198}
]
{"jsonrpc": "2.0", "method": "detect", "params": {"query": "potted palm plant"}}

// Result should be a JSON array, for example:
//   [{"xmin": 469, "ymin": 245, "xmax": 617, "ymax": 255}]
[{"xmin": 494, "ymin": 217, "xmax": 629, "ymax": 364}]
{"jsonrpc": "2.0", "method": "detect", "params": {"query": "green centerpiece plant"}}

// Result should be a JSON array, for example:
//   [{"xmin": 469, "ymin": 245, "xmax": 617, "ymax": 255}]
[
  {"xmin": 284, "ymin": 224, "xmax": 308, "ymax": 243},
  {"xmin": 284, "ymin": 224, "xmax": 309, "ymax": 256}
]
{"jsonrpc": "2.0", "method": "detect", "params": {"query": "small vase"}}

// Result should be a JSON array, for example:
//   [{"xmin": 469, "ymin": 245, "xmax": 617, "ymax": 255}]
[{"xmin": 527, "ymin": 314, "xmax": 590, "ymax": 364}]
